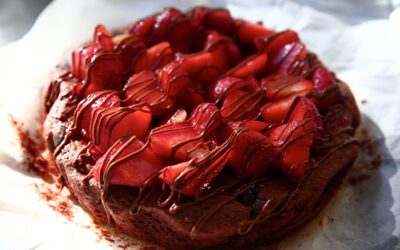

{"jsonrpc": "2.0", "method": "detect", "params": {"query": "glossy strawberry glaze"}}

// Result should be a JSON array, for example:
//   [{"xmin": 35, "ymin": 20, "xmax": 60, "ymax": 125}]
[{"xmin": 49, "ymin": 7, "xmax": 357, "ymax": 238}]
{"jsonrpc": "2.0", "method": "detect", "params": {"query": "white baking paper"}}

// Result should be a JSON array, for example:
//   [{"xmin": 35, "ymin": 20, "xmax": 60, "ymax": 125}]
[{"xmin": 0, "ymin": 0, "xmax": 399, "ymax": 249}]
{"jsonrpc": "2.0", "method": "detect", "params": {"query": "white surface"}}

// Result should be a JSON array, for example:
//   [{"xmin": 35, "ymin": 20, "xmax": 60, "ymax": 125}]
[{"xmin": 0, "ymin": 0, "xmax": 399, "ymax": 249}]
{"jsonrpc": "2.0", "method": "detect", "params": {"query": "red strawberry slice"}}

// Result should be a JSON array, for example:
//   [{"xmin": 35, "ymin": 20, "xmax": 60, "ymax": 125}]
[
  {"xmin": 234, "ymin": 120, "xmax": 270, "ymax": 132},
  {"xmin": 180, "ymin": 81, "xmax": 205, "ymax": 111},
  {"xmin": 189, "ymin": 103, "xmax": 222, "ymax": 138},
  {"xmin": 310, "ymin": 66, "xmax": 344, "ymax": 111},
  {"xmin": 227, "ymin": 53, "xmax": 268, "ymax": 78},
  {"xmin": 219, "ymin": 120, "xmax": 269, "ymax": 142},
  {"xmin": 123, "ymin": 71, "xmax": 176, "ymax": 116},
  {"xmin": 207, "ymin": 76, "xmax": 260, "ymax": 102},
  {"xmin": 113, "ymin": 35, "xmax": 147, "ymax": 69},
  {"xmin": 150, "ymin": 103, "xmax": 222, "ymax": 162},
  {"xmin": 204, "ymin": 8, "xmax": 236, "ymax": 35},
  {"xmin": 90, "ymin": 105, "xmax": 152, "ymax": 154},
  {"xmin": 177, "ymin": 52, "xmax": 221, "ymax": 86},
  {"xmin": 82, "ymin": 53, "xmax": 126, "ymax": 96},
  {"xmin": 265, "ymin": 97, "xmax": 322, "ymax": 179},
  {"xmin": 230, "ymin": 130, "xmax": 275, "ymax": 177},
  {"xmin": 160, "ymin": 148, "xmax": 229, "ymax": 195},
  {"xmin": 166, "ymin": 15, "xmax": 196, "ymax": 52},
  {"xmin": 262, "ymin": 74, "xmax": 313, "ymax": 100},
  {"xmin": 71, "ymin": 45, "xmax": 100, "ymax": 81},
  {"xmin": 75, "ymin": 90, "xmax": 121, "ymax": 139},
  {"xmin": 93, "ymin": 24, "xmax": 114, "ymax": 50},
  {"xmin": 93, "ymin": 136, "xmax": 165, "ymax": 187},
  {"xmin": 191, "ymin": 7, "xmax": 207, "ymax": 25},
  {"xmin": 132, "ymin": 42, "xmax": 174, "ymax": 73},
  {"xmin": 129, "ymin": 16, "xmax": 156, "ymax": 39},
  {"xmin": 261, "ymin": 30, "xmax": 305, "ymax": 73},
  {"xmin": 150, "ymin": 123, "xmax": 209, "ymax": 162},
  {"xmin": 204, "ymin": 30, "xmax": 241, "ymax": 71},
  {"xmin": 275, "ymin": 42, "xmax": 306, "ymax": 74},
  {"xmin": 311, "ymin": 66, "xmax": 335, "ymax": 94},
  {"xmin": 220, "ymin": 90, "xmax": 261, "ymax": 122},
  {"xmin": 262, "ymin": 30, "xmax": 300, "ymax": 55},
  {"xmin": 236, "ymin": 20, "xmax": 274, "ymax": 46},
  {"xmin": 158, "ymin": 62, "xmax": 192, "ymax": 98},
  {"xmin": 261, "ymin": 95, "xmax": 297, "ymax": 123},
  {"xmin": 149, "ymin": 8, "xmax": 186, "ymax": 44},
  {"xmin": 72, "ymin": 25, "xmax": 114, "ymax": 81}
]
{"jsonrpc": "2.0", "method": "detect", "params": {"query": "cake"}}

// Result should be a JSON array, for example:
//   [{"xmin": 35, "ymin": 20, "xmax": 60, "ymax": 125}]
[{"xmin": 42, "ymin": 7, "xmax": 360, "ymax": 249}]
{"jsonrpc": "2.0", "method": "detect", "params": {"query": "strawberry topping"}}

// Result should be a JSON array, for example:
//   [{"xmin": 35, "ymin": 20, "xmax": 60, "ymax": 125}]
[{"xmin": 65, "ymin": 7, "xmax": 349, "ymax": 198}]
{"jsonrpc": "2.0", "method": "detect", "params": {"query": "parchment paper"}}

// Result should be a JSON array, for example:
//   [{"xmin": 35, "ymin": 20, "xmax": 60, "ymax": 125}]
[{"xmin": 0, "ymin": 0, "xmax": 399, "ymax": 249}]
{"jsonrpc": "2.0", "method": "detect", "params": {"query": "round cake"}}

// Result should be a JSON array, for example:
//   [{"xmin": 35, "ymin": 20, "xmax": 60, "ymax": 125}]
[{"xmin": 43, "ymin": 7, "xmax": 360, "ymax": 249}]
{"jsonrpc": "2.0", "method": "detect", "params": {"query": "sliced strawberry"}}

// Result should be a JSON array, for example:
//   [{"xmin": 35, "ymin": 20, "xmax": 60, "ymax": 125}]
[
  {"xmin": 71, "ymin": 44, "xmax": 100, "ymax": 81},
  {"xmin": 75, "ymin": 90, "xmax": 121, "ymax": 139},
  {"xmin": 207, "ymin": 76, "xmax": 260, "ymax": 102},
  {"xmin": 149, "ymin": 8, "xmax": 186, "ymax": 44},
  {"xmin": 72, "ymin": 25, "xmax": 114, "ymax": 81},
  {"xmin": 235, "ymin": 120, "xmax": 270, "ymax": 132},
  {"xmin": 179, "ymin": 81, "xmax": 204, "ymax": 111},
  {"xmin": 93, "ymin": 136, "xmax": 165, "ymax": 187},
  {"xmin": 177, "ymin": 52, "xmax": 220, "ymax": 85},
  {"xmin": 262, "ymin": 74, "xmax": 313, "ymax": 100},
  {"xmin": 261, "ymin": 95, "xmax": 297, "ymax": 123},
  {"xmin": 275, "ymin": 42, "xmax": 306, "ymax": 74},
  {"xmin": 227, "ymin": 53, "xmax": 268, "ymax": 78},
  {"xmin": 150, "ymin": 123, "xmax": 209, "ymax": 162},
  {"xmin": 203, "ymin": 8, "xmax": 236, "ymax": 35},
  {"xmin": 204, "ymin": 30, "xmax": 241, "ymax": 71},
  {"xmin": 166, "ymin": 15, "xmax": 196, "ymax": 52},
  {"xmin": 261, "ymin": 30, "xmax": 305, "ymax": 73},
  {"xmin": 150, "ymin": 103, "xmax": 222, "ymax": 162},
  {"xmin": 191, "ymin": 7, "xmax": 207, "ymax": 26},
  {"xmin": 311, "ymin": 66, "xmax": 334, "ymax": 93},
  {"xmin": 189, "ymin": 103, "xmax": 222, "ymax": 138},
  {"xmin": 123, "ymin": 71, "xmax": 176, "ymax": 116},
  {"xmin": 90, "ymin": 105, "xmax": 152, "ymax": 154},
  {"xmin": 160, "ymin": 147, "xmax": 230, "ymax": 195},
  {"xmin": 236, "ymin": 20, "xmax": 274, "ymax": 46},
  {"xmin": 132, "ymin": 42, "xmax": 174, "ymax": 73},
  {"xmin": 220, "ymin": 90, "xmax": 261, "ymax": 122},
  {"xmin": 158, "ymin": 61, "xmax": 192, "ymax": 98},
  {"xmin": 82, "ymin": 53, "xmax": 126, "ymax": 96},
  {"xmin": 265, "ymin": 97, "xmax": 322, "ymax": 179},
  {"xmin": 230, "ymin": 130, "xmax": 275, "ymax": 177},
  {"xmin": 93, "ymin": 24, "xmax": 114, "ymax": 50},
  {"xmin": 129, "ymin": 16, "xmax": 156, "ymax": 39},
  {"xmin": 113, "ymin": 35, "xmax": 147, "ymax": 69},
  {"xmin": 310, "ymin": 65, "xmax": 343, "ymax": 111},
  {"xmin": 219, "ymin": 120, "xmax": 269, "ymax": 142},
  {"xmin": 262, "ymin": 30, "xmax": 300, "ymax": 55}
]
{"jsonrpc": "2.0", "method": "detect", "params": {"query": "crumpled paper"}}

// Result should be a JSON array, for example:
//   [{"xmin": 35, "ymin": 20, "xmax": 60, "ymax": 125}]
[{"xmin": 0, "ymin": 0, "xmax": 399, "ymax": 249}]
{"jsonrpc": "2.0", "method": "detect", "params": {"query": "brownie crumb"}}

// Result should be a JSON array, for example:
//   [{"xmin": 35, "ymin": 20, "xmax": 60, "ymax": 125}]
[
  {"xmin": 34, "ymin": 183, "xmax": 74, "ymax": 220},
  {"xmin": 361, "ymin": 99, "xmax": 367, "ymax": 104},
  {"xmin": 9, "ymin": 115, "xmax": 59, "ymax": 182}
]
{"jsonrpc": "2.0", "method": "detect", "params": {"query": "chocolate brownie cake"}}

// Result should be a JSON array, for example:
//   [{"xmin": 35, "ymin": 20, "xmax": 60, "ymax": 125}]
[{"xmin": 42, "ymin": 7, "xmax": 360, "ymax": 249}]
